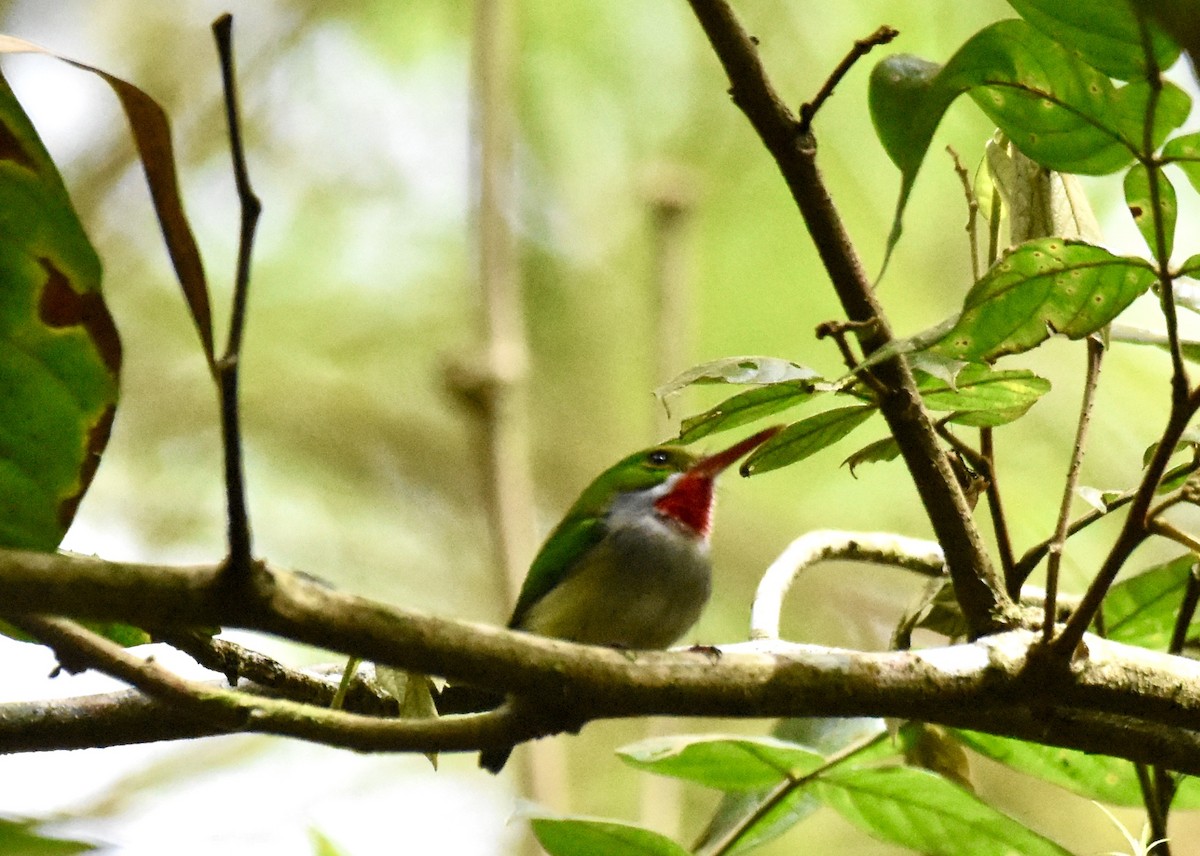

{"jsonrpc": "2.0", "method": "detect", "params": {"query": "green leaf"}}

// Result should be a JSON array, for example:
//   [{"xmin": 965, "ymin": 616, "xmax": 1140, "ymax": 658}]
[
  {"xmin": 0, "ymin": 818, "xmax": 97, "ymax": 855},
  {"xmin": 955, "ymin": 731, "xmax": 1200, "ymax": 809},
  {"xmin": 694, "ymin": 720, "xmax": 890, "ymax": 856},
  {"xmin": 815, "ymin": 766, "xmax": 1072, "ymax": 856},
  {"xmin": 917, "ymin": 364, "xmax": 1050, "ymax": 416},
  {"xmin": 740, "ymin": 405, "xmax": 877, "ymax": 476},
  {"xmin": 1007, "ymin": 0, "xmax": 1180, "ymax": 80},
  {"xmin": 678, "ymin": 379, "xmax": 824, "ymax": 443},
  {"xmin": 870, "ymin": 19, "xmax": 1189, "ymax": 254},
  {"xmin": 1178, "ymin": 251, "xmax": 1200, "ymax": 279},
  {"xmin": 529, "ymin": 817, "xmax": 689, "ymax": 856},
  {"xmin": 1103, "ymin": 554, "xmax": 1198, "ymax": 650},
  {"xmin": 655, "ymin": 357, "xmax": 819, "ymax": 401},
  {"xmin": 618, "ymin": 734, "xmax": 824, "ymax": 790},
  {"xmin": 1124, "ymin": 163, "xmax": 1176, "ymax": 260},
  {"xmin": 1163, "ymin": 132, "xmax": 1200, "ymax": 197},
  {"xmin": 928, "ymin": 238, "xmax": 1156, "ymax": 362},
  {"xmin": 0, "ymin": 68, "xmax": 120, "ymax": 551},
  {"xmin": 843, "ymin": 436, "xmax": 901, "ymax": 474}
]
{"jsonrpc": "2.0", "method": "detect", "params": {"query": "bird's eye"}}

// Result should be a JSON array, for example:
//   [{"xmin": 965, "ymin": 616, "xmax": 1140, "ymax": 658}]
[{"xmin": 648, "ymin": 450, "xmax": 670, "ymax": 466}]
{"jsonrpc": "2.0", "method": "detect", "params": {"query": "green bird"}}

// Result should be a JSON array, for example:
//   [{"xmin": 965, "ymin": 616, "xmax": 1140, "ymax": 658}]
[{"xmin": 444, "ymin": 425, "xmax": 781, "ymax": 773}]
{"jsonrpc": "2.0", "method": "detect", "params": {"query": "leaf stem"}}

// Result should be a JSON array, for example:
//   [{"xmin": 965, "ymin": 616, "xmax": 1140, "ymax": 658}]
[{"xmin": 798, "ymin": 25, "xmax": 898, "ymax": 135}]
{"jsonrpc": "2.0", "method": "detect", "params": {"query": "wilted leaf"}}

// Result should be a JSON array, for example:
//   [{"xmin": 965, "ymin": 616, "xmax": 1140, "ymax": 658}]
[
  {"xmin": 740, "ymin": 406, "xmax": 877, "ymax": 476},
  {"xmin": 986, "ymin": 137, "xmax": 1103, "ymax": 245},
  {"xmin": 1124, "ymin": 163, "xmax": 1176, "ymax": 260},
  {"xmin": 815, "ymin": 766, "xmax": 1072, "ymax": 856},
  {"xmin": 376, "ymin": 666, "xmax": 439, "ymax": 769},
  {"xmin": 1075, "ymin": 485, "xmax": 1124, "ymax": 513},
  {"xmin": 678, "ymin": 379, "xmax": 824, "ymax": 443},
  {"xmin": 928, "ymin": 238, "xmax": 1156, "ymax": 362},
  {"xmin": 843, "ymin": 436, "xmax": 901, "ymax": 475},
  {"xmin": 0, "ymin": 35, "xmax": 214, "ymax": 365}
]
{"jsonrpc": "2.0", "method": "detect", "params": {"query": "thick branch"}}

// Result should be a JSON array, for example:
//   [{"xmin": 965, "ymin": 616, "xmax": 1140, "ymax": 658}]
[
  {"xmin": 3, "ymin": 549, "xmax": 1200, "ymax": 770},
  {"xmin": 684, "ymin": 0, "xmax": 1010, "ymax": 634}
]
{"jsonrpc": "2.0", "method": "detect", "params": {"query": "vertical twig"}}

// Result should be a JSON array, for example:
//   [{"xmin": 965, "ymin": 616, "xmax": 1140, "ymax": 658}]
[
  {"xmin": 213, "ymin": 14, "xmax": 262, "ymax": 575},
  {"xmin": 946, "ymin": 146, "xmax": 1016, "ymax": 584},
  {"xmin": 945, "ymin": 145, "xmax": 980, "ymax": 282},
  {"xmin": 1043, "ymin": 336, "xmax": 1104, "ymax": 643}
]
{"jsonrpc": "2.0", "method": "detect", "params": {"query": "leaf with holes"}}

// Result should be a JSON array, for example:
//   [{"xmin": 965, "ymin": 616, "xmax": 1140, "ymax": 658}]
[
  {"xmin": 740, "ymin": 406, "xmax": 877, "ymax": 476},
  {"xmin": 1124, "ymin": 163, "xmax": 1176, "ymax": 260},
  {"xmin": 0, "ymin": 67, "xmax": 119, "ymax": 552},
  {"xmin": 928, "ymin": 238, "xmax": 1156, "ymax": 362}
]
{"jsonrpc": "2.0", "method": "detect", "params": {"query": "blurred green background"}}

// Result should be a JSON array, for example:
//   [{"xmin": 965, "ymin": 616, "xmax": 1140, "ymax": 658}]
[{"xmin": 2, "ymin": 1, "xmax": 1198, "ymax": 853}]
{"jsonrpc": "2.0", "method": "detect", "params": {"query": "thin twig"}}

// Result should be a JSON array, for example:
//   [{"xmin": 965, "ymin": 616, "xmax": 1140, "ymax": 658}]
[
  {"xmin": 13, "ymin": 614, "xmax": 535, "ymax": 755},
  {"xmin": 1043, "ymin": 336, "xmax": 1104, "ymax": 644},
  {"xmin": 1013, "ymin": 490, "xmax": 1138, "ymax": 582},
  {"xmin": 213, "ymin": 13, "xmax": 262, "ymax": 575},
  {"xmin": 1054, "ymin": 388, "xmax": 1200, "ymax": 657},
  {"xmin": 797, "ymin": 25, "xmax": 898, "ymax": 135},
  {"xmin": 158, "ymin": 629, "xmax": 391, "ymax": 714},
  {"xmin": 1135, "ymin": 762, "xmax": 1172, "ymax": 856},
  {"xmin": 979, "ymin": 428, "xmax": 1017, "ymax": 593},
  {"xmin": 945, "ymin": 145, "xmax": 980, "ymax": 282}
]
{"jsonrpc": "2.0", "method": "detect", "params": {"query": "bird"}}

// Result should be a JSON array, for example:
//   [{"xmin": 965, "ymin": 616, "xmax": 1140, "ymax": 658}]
[{"xmin": 442, "ymin": 425, "xmax": 782, "ymax": 773}]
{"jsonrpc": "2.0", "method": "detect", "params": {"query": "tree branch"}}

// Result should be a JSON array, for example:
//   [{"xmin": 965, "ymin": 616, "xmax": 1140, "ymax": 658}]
[
  {"xmin": 683, "ymin": 0, "xmax": 1012, "ymax": 635},
  {"xmin": 4, "ymin": 548, "xmax": 1200, "ymax": 771}
]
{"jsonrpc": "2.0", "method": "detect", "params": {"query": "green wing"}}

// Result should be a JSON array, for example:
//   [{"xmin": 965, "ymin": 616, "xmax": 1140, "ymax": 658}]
[{"xmin": 508, "ymin": 512, "xmax": 607, "ymax": 629}]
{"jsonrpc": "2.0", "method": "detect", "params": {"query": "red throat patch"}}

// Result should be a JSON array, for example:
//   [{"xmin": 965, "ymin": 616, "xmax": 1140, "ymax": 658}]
[{"xmin": 654, "ymin": 472, "xmax": 715, "ymax": 538}]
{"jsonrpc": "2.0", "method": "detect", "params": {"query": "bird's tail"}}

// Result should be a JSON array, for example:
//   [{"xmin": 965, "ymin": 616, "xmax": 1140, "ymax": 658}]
[{"xmin": 435, "ymin": 684, "xmax": 514, "ymax": 773}]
